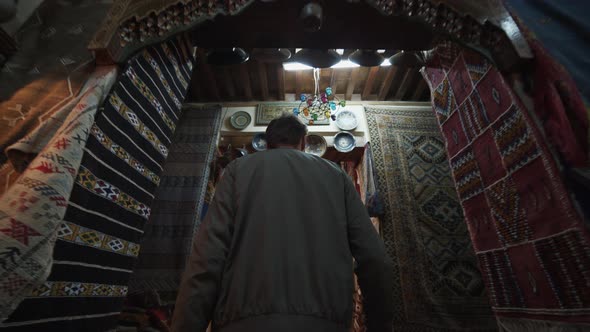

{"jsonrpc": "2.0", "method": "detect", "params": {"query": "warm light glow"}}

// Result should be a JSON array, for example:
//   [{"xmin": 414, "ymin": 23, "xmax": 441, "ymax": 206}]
[
  {"xmin": 283, "ymin": 62, "xmax": 314, "ymax": 71},
  {"xmin": 336, "ymin": 49, "xmax": 345, "ymax": 55},
  {"xmin": 283, "ymin": 59, "xmax": 392, "ymax": 71},
  {"xmin": 330, "ymin": 60, "xmax": 360, "ymax": 69},
  {"xmin": 377, "ymin": 49, "xmax": 386, "ymax": 53}
]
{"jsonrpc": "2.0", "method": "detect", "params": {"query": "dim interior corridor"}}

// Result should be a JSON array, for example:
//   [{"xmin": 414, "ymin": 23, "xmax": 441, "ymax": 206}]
[{"xmin": 0, "ymin": 1, "xmax": 589, "ymax": 331}]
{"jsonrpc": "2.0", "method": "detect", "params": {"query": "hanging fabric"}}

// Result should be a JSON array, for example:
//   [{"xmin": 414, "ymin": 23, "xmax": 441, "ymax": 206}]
[
  {"xmin": 358, "ymin": 143, "xmax": 383, "ymax": 217},
  {"xmin": 364, "ymin": 105, "xmax": 496, "ymax": 331},
  {"xmin": 0, "ymin": 67, "xmax": 117, "ymax": 321},
  {"xmin": 128, "ymin": 105, "xmax": 222, "ymax": 304},
  {"xmin": 506, "ymin": 6, "xmax": 589, "ymax": 167},
  {"xmin": 506, "ymin": 0, "xmax": 590, "ymax": 106},
  {"xmin": 0, "ymin": 0, "xmax": 112, "ymax": 194},
  {"xmin": 0, "ymin": 34, "xmax": 194, "ymax": 331},
  {"xmin": 421, "ymin": 42, "xmax": 590, "ymax": 330}
]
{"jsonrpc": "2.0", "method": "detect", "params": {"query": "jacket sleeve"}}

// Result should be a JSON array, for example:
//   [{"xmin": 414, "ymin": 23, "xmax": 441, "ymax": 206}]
[
  {"xmin": 343, "ymin": 171, "xmax": 394, "ymax": 332},
  {"xmin": 171, "ymin": 161, "xmax": 237, "ymax": 332}
]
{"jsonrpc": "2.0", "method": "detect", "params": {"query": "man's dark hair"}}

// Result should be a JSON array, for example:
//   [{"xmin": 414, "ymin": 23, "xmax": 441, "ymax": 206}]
[{"xmin": 266, "ymin": 114, "xmax": 308, "ymax": 148}]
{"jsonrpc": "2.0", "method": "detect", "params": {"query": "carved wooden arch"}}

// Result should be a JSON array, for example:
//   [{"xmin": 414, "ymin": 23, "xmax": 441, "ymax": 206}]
[
  {"xmin": 89, "ymin": 0, "xmax": 255, "ymax": 64},
  {"xmin": 88, "ymin": 0, "xmax": 531, "ymax": 66}
]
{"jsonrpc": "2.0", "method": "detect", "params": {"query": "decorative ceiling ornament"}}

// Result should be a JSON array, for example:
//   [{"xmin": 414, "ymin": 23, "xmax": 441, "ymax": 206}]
[
  {"xmin": 103, "ymin": 0, "xmax": 254, "ymax": 51},
  {"xmin": 293, "ymin": 49, "xmax": 340, "ymax": 68},
  {"xmin": 206, "ymin": 47, "xmax": 249, "ymax": 65},
  {"xmin": 348, "ymin": 49, "xmax": 385, "ymax": 67},
  {"xmin": 293, "ymin": 68, "xmax": 346, "ymax": 125}
]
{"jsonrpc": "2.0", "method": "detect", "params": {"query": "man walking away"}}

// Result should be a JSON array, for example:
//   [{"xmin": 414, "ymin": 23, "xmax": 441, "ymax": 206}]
[{"xmin": 172, "ymin": 115, "xmax": 394, "ymax": 332}]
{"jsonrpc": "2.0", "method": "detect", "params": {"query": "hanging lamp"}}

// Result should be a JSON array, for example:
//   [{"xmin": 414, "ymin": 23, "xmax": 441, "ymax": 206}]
[
  {"xmin": 388, "ymin": 51, "xmax": 422, "ymax": 67},
  {"xmin": 293, "ymin": 49, "xmax": 340, "ymax": 68},
  {"xmin": 348, "ymin": 49, "xmax": 384, "ymax": 67},
  {"xmin": 206, "ymin": 48, "xmax": 249, "ymax": 66},
  {"xmin": 293, "ymin": 68, "xmax": 347, "ymax": 125},
  {"xmin": 251, "ymin": 48, "xmax": 292, "ymax": 63},
  {"xmin": 300, "ymin": 2, "xmax": 323, "ymax": 32}
]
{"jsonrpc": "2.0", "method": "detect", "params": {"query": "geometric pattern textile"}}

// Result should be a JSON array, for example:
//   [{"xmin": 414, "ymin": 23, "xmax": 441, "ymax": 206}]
[
  {"xmin": 0, "ymin": 67, "xmax": 117, "ymax": 322},
  {"xmin": 128, "ymin": 105, "xmax": 222, "ymax": 304},
  {"xmin": 365, "ymin": 105, "xmax": 496, "ymax": 331},
  {"xmin": 0, "ymin": 0, "xmax": 112, "ymax": 194},
  {"xmin": 422, "ymin": 42, "xmax": 590, "ymax": 328},
  {"xmin": 0, "ymin": 34, "xmax": 194, "ymax": 331}
]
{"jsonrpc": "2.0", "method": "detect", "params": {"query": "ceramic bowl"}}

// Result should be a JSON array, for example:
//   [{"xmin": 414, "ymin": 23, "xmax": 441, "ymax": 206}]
[
  {"xmin": 333, "ymin": 132, "xmax": 356, "ymax": 153},
  {"xmin": 335, "ymin": 110, "xmax": 358, "ymax": 131},
  {"xmin": 252, "ymin": 133, "xmax": 268, "ymax": 151},
  {"xmin": 229, "ymin": 111, "xmax": 251, "ymax": 130},
  {"xmin": 304, "ymin": 134, "xmax": 327, "ymax": 157}
]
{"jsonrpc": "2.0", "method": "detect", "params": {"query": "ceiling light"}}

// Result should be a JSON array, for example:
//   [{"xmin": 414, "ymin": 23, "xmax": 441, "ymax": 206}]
[
  {"xmin": 252, "ymin": 48, "xmax": 292, "ymax": 62},
  {"xmin": 336, "ymin": 49, "xmax": 344, "ymax": 55},
  {"xmin": 330, "ymin": 60, "xmax": 359, "ymax": 69},
  {"xmin": 388, "ymin": 51, "xmax": 423, "ymax": 67},
  {"xmin": 284, "ymin": 59, "xmax": 391, "ymax": 71},
  {"xmin": 283, "ymin": 62, "xmax": 314, "ymax": 71},
  {"xmin": 293, "ymin": 49, "xmax": 341, "ymax": 68},
  {"xmin": 348, "ymin": 49, "xmax": 384, "ymax": 67},
  {"xmin": 206, "ymin": 48, "xmax": 249, "ymax": 66}
]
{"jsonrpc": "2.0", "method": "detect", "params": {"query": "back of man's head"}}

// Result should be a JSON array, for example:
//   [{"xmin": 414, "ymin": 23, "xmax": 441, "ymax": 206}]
[{"xmin": 266, "ymin": 115, "xmax": 308, "ymax": 149}]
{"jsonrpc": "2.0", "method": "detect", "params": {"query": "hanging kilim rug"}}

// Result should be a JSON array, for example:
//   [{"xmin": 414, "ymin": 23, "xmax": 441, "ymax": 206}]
[
  {"xmin": 365, "ymin": 106, "xmax": 496, "ymax": 331},
  {"xmin": 422, "ymin": 42, "xmax": 590, "ymax": 330},
  {"xmin": 128, "ymin": 105, "xmax": 222, "ymax": 303}
]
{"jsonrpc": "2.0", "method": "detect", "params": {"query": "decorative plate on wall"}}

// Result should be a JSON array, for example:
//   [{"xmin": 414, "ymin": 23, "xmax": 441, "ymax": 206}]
[
  {"xmin": 304, "ymin": 134, "xmax": 327, "ymax": 157},
  {"xmin": 333, "ymin": 132, "xmax": 355, "ymax": 153},
  {"xmin": 230, "ymin": 111, "xmax": 251, "ymax": 130},
  {"xmin": 252, "ymin": 133, "xmax": 268, "ymax": 151},
  {"xmin": 335, "ymin": 110, "xmax": 358, "ymax": 131}
]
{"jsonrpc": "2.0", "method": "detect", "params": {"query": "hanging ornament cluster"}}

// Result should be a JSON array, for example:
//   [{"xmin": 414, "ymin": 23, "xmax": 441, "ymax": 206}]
[{"xmin": 293, "ymin": 68, "xmax": 346, "ymax": 125}]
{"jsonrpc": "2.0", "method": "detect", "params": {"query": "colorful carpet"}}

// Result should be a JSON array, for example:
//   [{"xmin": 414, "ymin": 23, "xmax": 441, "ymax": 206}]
[
  {"xmin": 1, "ymin": 34, "xmax": 194, "ymax": 331},
  {"xmin": 128, "ymin": 105, "xmax": 222, "ymax": 303},
  {"xmin": 422, "ymin": 42, "xmax": 590, "ymax": 329},
  {"xmin": 365, "ymin": 106, "xmax": 496, "ymax": 331}
]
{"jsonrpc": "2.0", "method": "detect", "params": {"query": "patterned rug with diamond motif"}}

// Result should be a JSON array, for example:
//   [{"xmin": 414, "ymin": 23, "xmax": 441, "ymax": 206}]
[{"xmin": 365, "ymin": 106, "xmax": 496, "ymax": 331}]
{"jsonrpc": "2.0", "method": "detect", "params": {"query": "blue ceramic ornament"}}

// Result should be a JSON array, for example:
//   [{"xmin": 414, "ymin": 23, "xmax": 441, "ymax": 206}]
[
  {"xmin": 300, "ymin": 94, "xmax": 307, "ymax": 102},
  {"xmin": 326, "ymin": 87, "xmax": 332, "ymax": 96}
]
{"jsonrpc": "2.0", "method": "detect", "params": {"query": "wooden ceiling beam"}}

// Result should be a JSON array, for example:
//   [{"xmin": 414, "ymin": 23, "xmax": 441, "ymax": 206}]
[
  {"xmin": 394, "ymin": 68, "xmax": 413, "ymax": 100},
  {"xmin": 195, "ymin": 48, "xmax": 220, "ymax": 101},
  {"xmin": 239, "ymin": 64, "xmax": 253, "ymax": 100},
  {"xmin": 412, "ymin": 78, "xmax": 428, "ymax": 101},
  {"xmin": 400, "ymin": 70, "xmax": 422, "ymax": 100},
  {"xmin": 345, "ymin": 68, "xmax": 360, "ymax": 100},
  {"xmin": 189, "ymin": 67, "xmax": 202, "ymax": 101},
  {"xmin": 222, "ymin": 67, "xmax": 236, "ymax": 100},
  {"xmin": 258, "ymin": 62, "xmax": 269, "ymax": 101},
  {"xmin": 277, "ymin": 64, "xmax": 285, "ymax": 100},
  {"xmin": 377, "ymin": 66, "xmax": 397, "ymax": 101},
  {"xmin": 420, "ymin": 86, "xmax": 431, "ymax": 101},
  {"xmin": 295, "ymin": 70, "xmax": 302, "ymax": 98},
  {"xmin": 361, "ymin": 67, "xmax": 379, "ymax": 100},
  {"xmin": 329, "ymin": 68, "xmax": 337, "ymax": 95},
  {"xmin": 202, "ymin": 64, "xmax": 220, "ymax": 101}
]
